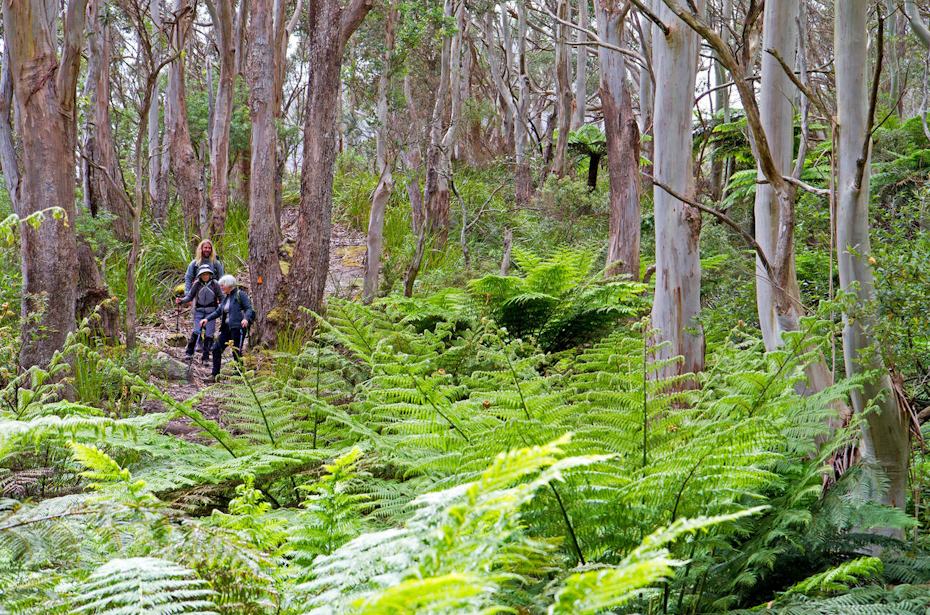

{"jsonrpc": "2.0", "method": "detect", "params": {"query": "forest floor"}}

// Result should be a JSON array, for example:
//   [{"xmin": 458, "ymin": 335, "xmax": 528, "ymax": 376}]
[{"xmin": 135, "ymin": 210, "xmax": 367, "ymax": 439}]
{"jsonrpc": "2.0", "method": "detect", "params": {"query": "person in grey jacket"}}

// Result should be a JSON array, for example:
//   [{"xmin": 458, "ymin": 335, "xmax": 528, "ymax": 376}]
[
  {"xmin": 200, "ymin": 275, "xmax": 254, "ymax": 381},
  {"xmin": 184, "ymin": 239, "xmax": 225, "ymax": 293},
  {"xmin": 177, "ymin": 265, "xmax": 224, "ymax": 363}
]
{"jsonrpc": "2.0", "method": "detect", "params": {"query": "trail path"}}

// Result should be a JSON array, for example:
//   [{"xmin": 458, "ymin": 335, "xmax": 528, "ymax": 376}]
[{"xmin": 137, "ymin": 211, "xmax": 366, "ymax": 438}]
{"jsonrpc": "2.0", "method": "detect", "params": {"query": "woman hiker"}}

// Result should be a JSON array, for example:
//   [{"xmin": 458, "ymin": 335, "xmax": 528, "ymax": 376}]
[
  {"xmin": 176, "ymin": 265, "xmax": 224, "ymax": 364},
  {"xmin": 183, "ymin": 239, "xmax": 224, "ymax": 355},
  {"xmin": 200, "ymin": 275, "xmax": 254, "ymax": 382},
  {"xmin": 185, "ymin": 239, "xmax": 225, "ymax": 293}
]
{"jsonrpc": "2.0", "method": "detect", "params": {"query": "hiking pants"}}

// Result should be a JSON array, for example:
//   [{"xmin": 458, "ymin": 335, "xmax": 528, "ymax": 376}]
[
  {"xmin": 212, "ymin": 325, "xmax": 245, "ymax": 377},
  {"xmin": 192, "ymin": 307, "xmax": 217, "ymax": 337}
]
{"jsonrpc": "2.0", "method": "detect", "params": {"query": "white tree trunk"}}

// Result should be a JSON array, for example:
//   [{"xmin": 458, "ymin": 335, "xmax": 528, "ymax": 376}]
[
  {"xmin": 650, "ymin": 0, "xmax": 705, "ymax": 377},
  {"xmin": 836, "ymin": 0, "xmax": 909, "ymax": 515},
  {"xmin": 364, "ymin": 6, "xmax": 396, "ymax": 304},
  {"xmin": 754, "ymin": 0, "xmax": 799, "ymax": 351},
  {"xmin": 572, "ymin": 0, "xmax": 588, "ymax": 129}
]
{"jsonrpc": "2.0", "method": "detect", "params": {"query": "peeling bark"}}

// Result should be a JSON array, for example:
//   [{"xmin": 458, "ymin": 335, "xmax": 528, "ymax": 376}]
[
  {"xmin": 166, "ymin": 0, "xmax": 205, "ymax": 238},
  {"xmin": 4, "ymin": 0, "xmax": 86, "ymax": 368},
  {"xmin": 552, "ymin": 0, "xmax": 572, "ymax": 177},
  {"xmin": 598, "ymin": 1, "xmax": 640, "ymax": 280}
]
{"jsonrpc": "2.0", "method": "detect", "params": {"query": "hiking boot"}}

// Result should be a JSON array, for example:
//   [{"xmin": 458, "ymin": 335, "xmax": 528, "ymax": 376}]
[
  {"xmin": 201, "ymin": 356, "xmax": 210, "ymax": 365},
  {"xmin": 203, "ymin": 375, "xmax": 216, "ymax": 384},
  {"xmin": 185, "ymin": 351, "xmax": 194, "ymax": 359}
]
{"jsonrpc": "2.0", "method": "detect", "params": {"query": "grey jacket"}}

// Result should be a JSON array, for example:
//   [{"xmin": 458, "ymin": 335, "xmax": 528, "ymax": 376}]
[
  {"xmin": 185, "ymin": 259, "xmax": 225, "ymax": 292},
  {"xmin": 180, "ymin": 278, "xmax": 224, "ymax": 309}
]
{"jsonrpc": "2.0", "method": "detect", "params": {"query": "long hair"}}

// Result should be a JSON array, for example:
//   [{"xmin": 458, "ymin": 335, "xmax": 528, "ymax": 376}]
[{"xmin": 194, "ymin": 239, "xmax": 217, "ymax": 267}]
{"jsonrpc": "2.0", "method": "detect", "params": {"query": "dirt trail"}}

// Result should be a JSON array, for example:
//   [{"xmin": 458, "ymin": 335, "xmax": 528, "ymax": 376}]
[{"xmin": 136, "ymin": 212, "xmax": 366, "ymax": 436}]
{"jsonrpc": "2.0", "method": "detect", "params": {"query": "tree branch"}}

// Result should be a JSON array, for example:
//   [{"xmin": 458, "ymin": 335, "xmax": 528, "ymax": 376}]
[
  {"xmin": 647, "ymin": 173, "xmax": 774, "ymax": 279},
  {"xmin": 340, "ymin": 0, "xmax": 373, "ymax": 49},
  {"xmin": 854, "ymin": 7, "xmax": 883, "ymax": 193},
  {"xmin": 764, "ymin": 48, "xmax": 832, "ymax": 120},
  {"xmin": 628, "ymin": 0, "xmax": 670, "ymax": 35}
]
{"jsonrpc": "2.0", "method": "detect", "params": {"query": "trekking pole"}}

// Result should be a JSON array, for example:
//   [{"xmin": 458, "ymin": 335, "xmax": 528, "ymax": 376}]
[
  {"xmin": 185, "ymin": 329, "xmax": 201, "ymax": 382},
  {"xmin": 175, "ymin": 300, "xmax": 181, "ymax": 333}
]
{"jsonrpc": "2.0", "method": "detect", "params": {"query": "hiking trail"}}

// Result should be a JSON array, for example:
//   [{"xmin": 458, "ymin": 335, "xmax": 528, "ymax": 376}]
[{"xmin": 136, "ymin": 212, "xmax": 366, "ymax": 439}]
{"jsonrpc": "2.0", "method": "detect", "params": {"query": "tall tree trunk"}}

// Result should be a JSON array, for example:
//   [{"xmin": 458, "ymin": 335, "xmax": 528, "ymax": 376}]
[
  {"xmin": 290, "ymin": 0, "xmax": 372, "ymax": 318},
  {"xmin": 403, "ymin": 71, "xmax": 424, "ymax": 235},
  {"xmin": 423, "ymin": 0, "xmax": 460, "ymax": 239},
  {"xmin": 4, "ymin": 0, "xmax": 86, "ymax": 368},
  {"xmin": 836, "ymin": 0, "xmax": 909, "ymax": 516},
  {"xmin": 166, "ymin": 0, "xmax": 205, "ymax": 239},
  {"xmin": 650, "ymin": 0, "xmax": 705, "ymax": 378},
  {"xmin": 636, "ymin": 8, "xmax": 653, "ymax": 193},
  {"xmin": 208, "ymin": 0, "xmax": 245, "ymax": 241},
  {"xmin": 405, "ymin": 0, "xmax": 462, "ymax": 295},
  {"xmin": 754, "ymin": 0, "xmax": 800, "ymax": 351},
  {"xmin": 364, "ymin": 5, "xmax": 397, "ymax": 304},
  {"xmin": 247, "ymin": 0, "xmax": 283, "ymax": 345},
  {"xmin": 598, "ymin": 1, "xmax": 640, "ymax": 279},
  {"xmin": 572, "ymin": 0, "xmax": 588, "ymax": 130},
  {"xmin": 552, "ymin": 0, "xmax": 572, "ymax": 177},
  {"xmin": 709, "ymin": 0, "xmax": 731, "ymax": 200},
  {"xmin": 149, "ymin": 0, "xmax": 169, "ymax": 225},
  {"xmin": 515, "ymin": 2, "xmax": 532, "ymax": 205},
  {"xmin": 0, "ymin": 44, "xmax": 20, "ymax": 211},
  {"xmin": 82, "ymin": 2, "xmax": 131, "ymax": 239}
]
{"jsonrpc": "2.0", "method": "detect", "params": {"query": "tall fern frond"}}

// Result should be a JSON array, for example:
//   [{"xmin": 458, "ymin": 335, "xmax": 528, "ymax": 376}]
[{"xmin": 64, "ymin": 557, "xmax": 217, "ymax": 615}]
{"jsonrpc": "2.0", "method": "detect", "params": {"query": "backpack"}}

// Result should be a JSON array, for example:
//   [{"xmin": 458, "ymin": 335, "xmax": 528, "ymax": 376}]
[{"xmin": 195, "ymin": 280, "xmax": 222, "ymax": 308}]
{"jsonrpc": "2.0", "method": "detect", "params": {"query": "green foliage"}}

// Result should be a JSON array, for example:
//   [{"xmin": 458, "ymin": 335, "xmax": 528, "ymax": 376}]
[
  {"xmin": 287, "ymin": 447, "xmax": 372, "ymax": 564},
  {"xmin": 64, "ymin": 557, "xmax": 218, "ymax": 615},
  {"xmin": 788, "ymin": 557, "xmax": 883, "ymax": 596},
  {"xmin": 469, "ymin": 246, "xmax": 647, "ymax": 351}
]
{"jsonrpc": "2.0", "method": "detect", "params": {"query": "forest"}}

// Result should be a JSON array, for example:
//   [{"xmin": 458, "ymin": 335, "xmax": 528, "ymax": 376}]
[{"xmin": 5, "ymin": 0, "xmax": 930, "ymax": 611}]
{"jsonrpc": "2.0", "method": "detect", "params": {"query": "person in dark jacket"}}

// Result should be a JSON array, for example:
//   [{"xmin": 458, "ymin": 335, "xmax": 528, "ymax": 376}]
[
  {"xmin": 184, "ymin": 239, "xmax": 225, "ymax": 293},
  {"xmin": 200, "ymin": 275, "xmax": 254, "ymax": 381},
  {"xmin": 176, "ymin": 265, "xmax": 224, "ymax": 363}
]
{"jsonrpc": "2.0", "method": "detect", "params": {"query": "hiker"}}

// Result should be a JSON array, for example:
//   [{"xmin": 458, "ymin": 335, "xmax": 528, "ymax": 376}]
[
  {"xmin": 200, "ymin": 275, "xmax": 254, "ymax": 382},
  {"xmin": 176, "ymin": 265, "xmax": 224, "ymax": 364},
  {"xmin": 184, "ymin": 239, "xmax": 225, "ymax": 293}
]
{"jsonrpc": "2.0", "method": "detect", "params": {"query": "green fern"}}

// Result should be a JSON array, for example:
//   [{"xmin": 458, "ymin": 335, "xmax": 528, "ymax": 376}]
[{"xmin": 64, "ymin": 557, "xmax": 217, "ymax": 614}]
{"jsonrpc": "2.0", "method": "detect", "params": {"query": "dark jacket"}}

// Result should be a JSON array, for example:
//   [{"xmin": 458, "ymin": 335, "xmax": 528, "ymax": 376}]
[
  {"xmin": 185, "ymin": 259, "xmax": 225, "ymax": 292},
  {"xmin": 180, "ymin": 278, "xmax": 224, "ymax": 310},
  {"xmin": 204, "ymin": 288, "xmax": 254, "ymax": 330}
]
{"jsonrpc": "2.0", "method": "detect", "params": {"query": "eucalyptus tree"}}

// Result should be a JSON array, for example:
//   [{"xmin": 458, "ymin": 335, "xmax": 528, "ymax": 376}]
[
  {"xmin": 404, "ymin": 0, "xmax": 463, "ymax": 296},
  {"xmin": 289, "ymin": 0, "xmax": 374, "ymax": 317},
  {"xmin": 166, "ymin": 0, "xmax": 206, "ymax": 238},
  {"xmin": 247, "ymin": 0, "xmax": 282, "ymax": 344},
  {"xmin": 206, "ymin": 0, "xmax": 248, "ymax": 240},
  {"xmin": 552, "ymin": 0, "xmax": 572, "ymax": 177},
  {"xmin": 649, "ymin": 0, "xmax": 706, "ymax": 377},
  {"xmin": 573, "ymin": 0, "xmax": 589, "ymax": 130},
  {"xmin": 3, "ymin": 0, "xmax": 87, "ymax": 367},
  {"xmin": 835, "ymin": 0, "xmax": 909, "ymax": 516},
  {"xmin": 82, "ymin": 0, "xmax": 131, "ymax": 239},
  {"xmin": 363, "ymin": 5, "xmax": 398, "ymax": 304},
  {"xmin": 596, "ymin": 0, "xmax": 641, "ymax": 280}
]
